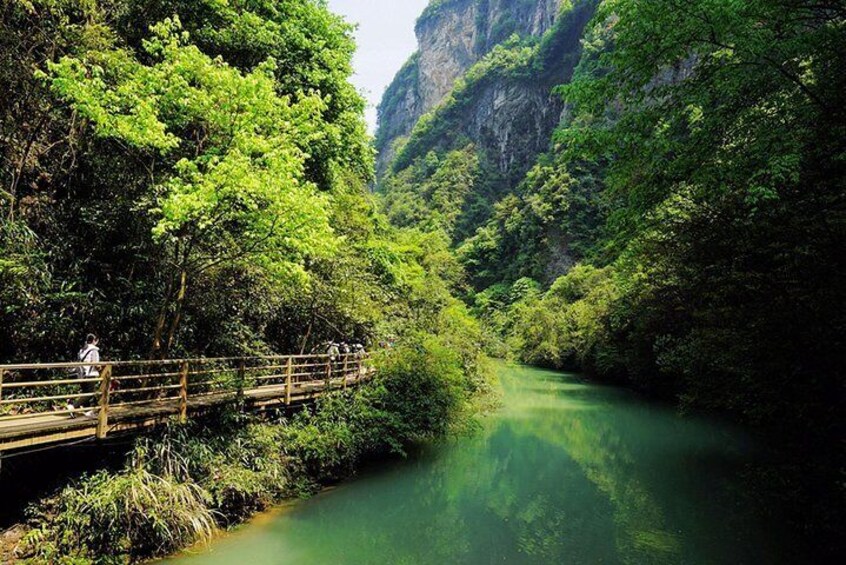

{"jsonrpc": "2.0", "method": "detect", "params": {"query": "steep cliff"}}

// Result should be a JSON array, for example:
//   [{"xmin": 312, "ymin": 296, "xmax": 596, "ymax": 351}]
[
  {"xmin": 377, "ymin": 0, "xmax": 599, "ymax": 256},
  {"xmin": 376, "ymin": 0, "xmax": 569, "ymax": 175}
]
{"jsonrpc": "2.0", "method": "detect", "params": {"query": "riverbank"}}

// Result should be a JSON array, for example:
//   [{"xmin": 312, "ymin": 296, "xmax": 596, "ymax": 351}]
[{"xmin": 7, "ymin": 342, "xmax": 493, "ymax": 564}]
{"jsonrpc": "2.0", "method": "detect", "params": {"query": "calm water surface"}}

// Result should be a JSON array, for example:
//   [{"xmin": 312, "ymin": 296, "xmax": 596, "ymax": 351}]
[{"xmin": 164, "ymin": 363, "xmax": 784, "ymax": 564}]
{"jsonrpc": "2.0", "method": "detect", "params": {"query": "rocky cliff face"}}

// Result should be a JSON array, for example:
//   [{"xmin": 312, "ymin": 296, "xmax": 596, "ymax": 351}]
[
  {"xmin": 377, "ymin": 0, "xmax": 603, "ymax": 287},
  {"xmin": 415, "ymin": 0, "xmax": 478, "ymax": 113},
  {"xmin": 465, "ymin": 70, "xmax": 563, "ymax": 178},
  {"xmin": 376, "ymin": 0, "xmax": 565, "ymax": 174}
]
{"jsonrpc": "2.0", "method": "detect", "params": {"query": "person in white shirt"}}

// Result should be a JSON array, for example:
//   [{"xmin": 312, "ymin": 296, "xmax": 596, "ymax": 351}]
[{"xmin": 67, "ymin": 333, "xmax": 100, "ymax": 418}]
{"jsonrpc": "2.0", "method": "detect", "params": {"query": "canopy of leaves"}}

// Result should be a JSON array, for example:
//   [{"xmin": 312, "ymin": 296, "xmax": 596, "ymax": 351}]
[{"xmin": 0, "ymin": 0, "xmax": 485, "ymax": 367}]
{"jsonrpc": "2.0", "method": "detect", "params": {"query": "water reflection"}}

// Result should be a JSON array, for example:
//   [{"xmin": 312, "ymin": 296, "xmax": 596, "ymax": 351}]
[{"xmin": 165, "ymin": 363, "xmax": 780, "ymax": 564}]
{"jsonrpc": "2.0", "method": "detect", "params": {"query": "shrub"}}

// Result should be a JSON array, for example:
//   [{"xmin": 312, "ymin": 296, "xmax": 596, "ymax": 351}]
[
  {"xmin": 18, "ymin": 336, "xmax": 491, "ymax": 562},
  {"xmin": 372, "ymin": 336, "xmax": 468, "ymax": 441},
  {"xmin": 23, "ymin": 465, "xmax": 215, "ymax": 563},
  {"xmin": 203, "ymin": 463, "xmax": 278, "ymax": 524},
  {"xmin": 139, "ymin": 422, "xmax": 290, "ymax": 524}
]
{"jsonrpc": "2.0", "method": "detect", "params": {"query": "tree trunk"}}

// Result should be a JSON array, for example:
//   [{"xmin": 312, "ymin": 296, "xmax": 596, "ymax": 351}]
[
  {"xmin": 164, "ymin": 269, "xmax": 188, "ymax": 355},
  {"xmin": 151, "ymin": 274, "xmax": 175, "ymax": 359},
  {"xmin": 299, "ymin": 309, "xmax": 315, "ymax": 355}
]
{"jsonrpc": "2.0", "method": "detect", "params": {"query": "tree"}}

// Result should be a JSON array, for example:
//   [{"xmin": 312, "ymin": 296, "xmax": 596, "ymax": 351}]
[{"xmin": 43, "ymin": 18, "xmax": 340, "ymax": 355}]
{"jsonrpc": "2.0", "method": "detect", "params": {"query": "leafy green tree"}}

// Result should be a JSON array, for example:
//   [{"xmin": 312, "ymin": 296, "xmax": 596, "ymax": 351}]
[
  {"xmin": 44, "ymin": 18, "xmax": 338, "ymax": 355},
  {"xmin": 0, "ymin": 0, "xmax": 475, "ymax": 365},
  {"xmin": 114, "ymin": 0, "xmax": 373, "ymax": 190}
]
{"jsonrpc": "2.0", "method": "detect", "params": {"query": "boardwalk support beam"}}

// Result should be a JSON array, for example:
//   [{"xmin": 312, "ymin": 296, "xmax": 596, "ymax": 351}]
[
  {"xmin": 285, "ymin": 358, "xmax": 293, "ymax": 405},
  {"xmin": 178, "ymin": 362, "xmax": 189, "ymax": 424},
  {"xmin": 96, "ymin": 365, "xmax": 113, "ymax": 439},
  {"xmin": 236, "ymin": 360, "xmax": 246, "ymax": 409},
  {"xmin": 325, "ymin": 359, "xmax": 332, "ymax": 392}
]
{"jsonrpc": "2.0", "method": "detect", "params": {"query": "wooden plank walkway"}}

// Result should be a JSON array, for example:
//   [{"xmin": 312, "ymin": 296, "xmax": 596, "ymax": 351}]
[{"xmin": 0, "ymin": 354, "xmax": 373, "ymax": 452}]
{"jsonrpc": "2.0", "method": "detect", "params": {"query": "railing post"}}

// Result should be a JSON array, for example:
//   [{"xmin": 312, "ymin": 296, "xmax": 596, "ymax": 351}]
[
  {"xmin": 325, "ymin": 357, "xmax": 332, "ymax": 392},
  {"xmin": 178, "ymin": 362, "xmax": 189, "ymax": 424},
  {"xmin": 285, "ymin": 357, "xmax": 293, "ymax": 405},
  {"xmin": 236, "ymin": 360, "xmax": 246, "ymax": 408},
  {"xmin": 0, "ymin": 369, "xmax": 4, "ymax": 403},
  {"xmin": 96, "ymin": 364, "xmax": 113, "ymax": 439},
  {"xmin": 342, "ymin": 357, "xmax": 348, "ymax": 390}
]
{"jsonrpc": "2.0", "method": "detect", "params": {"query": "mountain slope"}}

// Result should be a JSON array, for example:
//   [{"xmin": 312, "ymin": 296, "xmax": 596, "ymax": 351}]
[
  {"xmin": 376, "ymin": 0, "xmax": 577, "ymax": 176},
  {"xmin": 377, "ymin": 0, "xmax": 599, "ymax": 252}
]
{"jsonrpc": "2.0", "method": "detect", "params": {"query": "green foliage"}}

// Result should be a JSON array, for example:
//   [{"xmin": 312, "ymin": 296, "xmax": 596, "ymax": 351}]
[
  {"xmin": 44, "ymin": 17, "xmax": 337, "ymax": 289},
  {"xmin": 381, "ymin": 144, "xmax": 480, "ymax": 239},
  {"xmin": 0, "ymin": 219, "xmax": 89, "ymax": 361},
  {"xmin": 21, "ymin": 326, "xmax": 491, "ymax": 562},
  {"xmin": 458, "ymin": 155, "xmax": 606, "ymax": 289},
  {"xmin": 114, "ymin": 0, "xmax": 372, "ymax": 188},
  {"xmin": 276, "ymin": 308, "xmax": 491, "ymax": 489},
  {"xmin": 553, "ymin": 0, "xmax": 846, "ymax": 406},
  {"xmin": 23, "ymin": 462, "xmax": 215, "ymax": 563},
  {"xmin": 374, "ymin": 338, "xmax": 466, "ymax": 437},
  {"xmin": 508, "ymin": 264, "xmax": 619, "ymax": 371},
  {"xmin": 138, "ymin": 422, "xmax": 289, "ymax": 524}
]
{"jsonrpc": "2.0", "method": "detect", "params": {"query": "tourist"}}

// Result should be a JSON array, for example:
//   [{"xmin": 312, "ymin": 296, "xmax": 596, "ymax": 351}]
[
  {"xmin": 68, "ymin": 334, "xmax": 100, "ymax": 419},
  {"xmin": 327, "ymin": 341, "xmax": 340, "ymax": 361}
]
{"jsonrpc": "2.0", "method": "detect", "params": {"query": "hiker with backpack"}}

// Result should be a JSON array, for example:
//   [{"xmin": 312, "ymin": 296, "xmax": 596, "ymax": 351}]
[
  {"xmin": 67, "ymin": 333, "xmax": 100, "ymax": 418},
  {"xmin": 327, "ymin": 341, "xmax": 340, "ymax": 361}
]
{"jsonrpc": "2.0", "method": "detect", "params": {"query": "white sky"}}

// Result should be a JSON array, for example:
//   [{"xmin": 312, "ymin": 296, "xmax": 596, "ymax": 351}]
[{"xmin": 327, "ymin": 0, "xmax": 429, "ymax": 133}]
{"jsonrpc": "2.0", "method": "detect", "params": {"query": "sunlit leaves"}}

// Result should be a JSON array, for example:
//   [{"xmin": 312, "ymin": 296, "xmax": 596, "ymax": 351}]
[
  {"xmin": 45, "ymin": 51, "xmax": 179, "ymax": 152},
  {"xmin": 45, "ymin": 16, "xmax": 337, "ymax": 285}
]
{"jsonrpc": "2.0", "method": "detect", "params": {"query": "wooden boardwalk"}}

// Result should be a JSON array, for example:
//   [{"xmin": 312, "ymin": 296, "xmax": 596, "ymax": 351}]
[{"xmin": 0, "ymin": 354, "xmax": 372, "ymax": 452}]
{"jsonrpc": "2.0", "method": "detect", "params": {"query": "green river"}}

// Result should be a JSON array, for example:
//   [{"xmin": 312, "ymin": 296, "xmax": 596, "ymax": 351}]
[{"xmin": 164, "ymin": 363, "xmax": 786, "ymax": 564}]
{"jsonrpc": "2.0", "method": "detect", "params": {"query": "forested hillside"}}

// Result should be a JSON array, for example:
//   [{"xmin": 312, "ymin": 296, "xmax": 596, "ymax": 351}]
[
  {"xmin": 0, "ymin": 0, "xmax": 484, "ymax": 366},
  {"xmin": 1, "ymin": 2, "xmax": 494, "ymax": 561},
  {"xmin": 377, "ymin": 0, "xmax": 845, "ymax": 553}
]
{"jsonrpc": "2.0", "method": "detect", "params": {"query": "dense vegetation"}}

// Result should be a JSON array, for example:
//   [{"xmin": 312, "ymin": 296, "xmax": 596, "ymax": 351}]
[
  {"xmin": 0, "ymin": 0, "xmax": 476, "ymax": 362},
  {"xmin": 1, "ymin": 0, "xmax": 494, "ymax": 561},
  {"xmin": 379, "ymin": 0, "xmax": 845, "ymax": 554},
  {"xmin": 18, "ymin": 337, "xmax": 491, "ymax": 563}
]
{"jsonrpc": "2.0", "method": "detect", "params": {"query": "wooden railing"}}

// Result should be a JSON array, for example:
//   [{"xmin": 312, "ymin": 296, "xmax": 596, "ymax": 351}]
[{"xmin": 0, "ymin": 354, "xmax": 373, "ymax": 450}]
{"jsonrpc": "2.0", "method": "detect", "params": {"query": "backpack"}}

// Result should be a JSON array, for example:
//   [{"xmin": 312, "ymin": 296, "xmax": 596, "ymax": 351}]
[{"xmin": 77, "ymin": 347, "xmax": 95, "ymax": 378}]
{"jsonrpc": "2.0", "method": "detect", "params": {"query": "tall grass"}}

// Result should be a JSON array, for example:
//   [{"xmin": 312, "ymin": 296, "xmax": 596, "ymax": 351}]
[{"xmin": 22, "ymin": 464, "xmax": 215, "ymax": 563}]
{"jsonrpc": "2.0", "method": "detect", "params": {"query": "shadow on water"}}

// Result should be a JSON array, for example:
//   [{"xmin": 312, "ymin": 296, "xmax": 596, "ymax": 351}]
[{"xmin": 165, "ymin": 363, "xmax": 805, "ymax": 565}]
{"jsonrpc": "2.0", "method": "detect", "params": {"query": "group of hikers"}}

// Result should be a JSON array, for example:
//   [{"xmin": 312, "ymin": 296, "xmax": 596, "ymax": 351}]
[
  {"xmin": 320, "ymin": 341, "xmax": 367, "ymax": 361},
  {"xmin": 63, "ymin": 334, "xmax": 368, "ymax": 418}
]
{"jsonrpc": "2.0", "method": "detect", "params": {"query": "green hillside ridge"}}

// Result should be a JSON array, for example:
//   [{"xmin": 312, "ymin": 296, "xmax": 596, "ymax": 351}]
[
  {"xmin": 379, "ymin": 0, "xmax": 599, "ymax": 247},
  {"xmin": 376, "ymin": 0, "xmax": 845, "ymax": 555}
]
